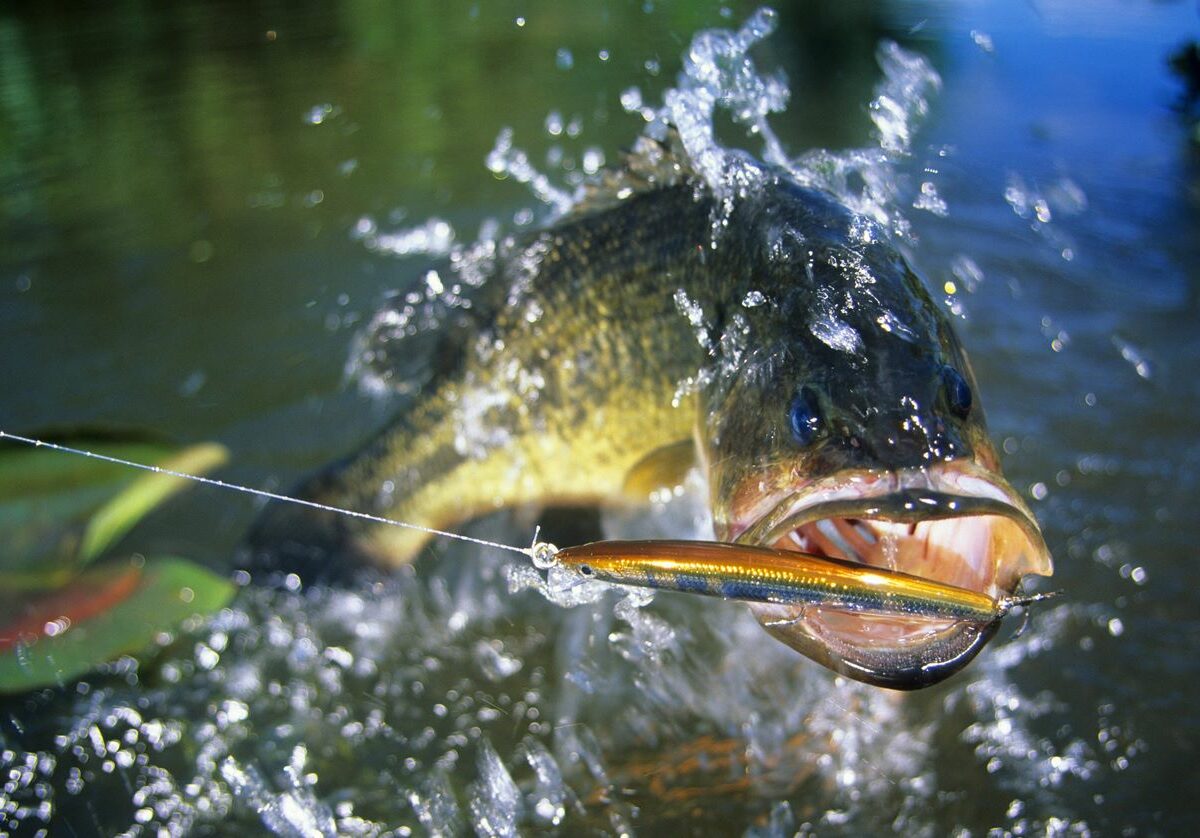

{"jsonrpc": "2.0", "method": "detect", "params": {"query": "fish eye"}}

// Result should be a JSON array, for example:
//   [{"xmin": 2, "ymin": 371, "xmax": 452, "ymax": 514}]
[
  {"xmin": 789, "ymin": 387, "xmax": 822, "ymax": 446},
  {"xmin": 579, "ymin": 564, "xmax": 594, "ymax": 577},
  {"xmin": 941, "ymin": 366, "xmax": 973, "ymax": 419}
]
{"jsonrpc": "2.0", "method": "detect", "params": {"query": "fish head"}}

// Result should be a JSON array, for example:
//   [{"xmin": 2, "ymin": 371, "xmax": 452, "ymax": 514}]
[{"xmin": 702, "ymin": 185, "xmax": 1053, "ymax": 688}]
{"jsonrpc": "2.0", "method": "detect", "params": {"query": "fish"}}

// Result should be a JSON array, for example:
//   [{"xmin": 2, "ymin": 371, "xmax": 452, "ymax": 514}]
[{"xmin": 249, "ymin": 134, "xmax": 1053, "ymax": 688}]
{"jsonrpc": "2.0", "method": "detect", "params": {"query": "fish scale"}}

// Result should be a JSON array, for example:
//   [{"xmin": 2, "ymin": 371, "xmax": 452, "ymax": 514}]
[
  {"xmin": 247, "ymin": 140, "xmax": 1052, "ymax": 688},
  {"xmin": 250, "ymin": 183, "xmax": 716, "ymax": 564}
]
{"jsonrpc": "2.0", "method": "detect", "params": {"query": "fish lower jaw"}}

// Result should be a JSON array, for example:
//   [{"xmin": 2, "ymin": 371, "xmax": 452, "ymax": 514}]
[
  {"xmin": 726, "ymin": 473, "xmax": 1053, "ymax": 689},
  {"xmin": 746, "ymin": 516, "xmax": 1008, "ymax": 689}
]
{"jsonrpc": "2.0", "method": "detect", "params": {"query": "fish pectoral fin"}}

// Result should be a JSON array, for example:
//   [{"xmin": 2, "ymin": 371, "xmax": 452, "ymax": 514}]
[{"xmin": 622, "ymin": 440, "xmax": 697, "ymax": 500}]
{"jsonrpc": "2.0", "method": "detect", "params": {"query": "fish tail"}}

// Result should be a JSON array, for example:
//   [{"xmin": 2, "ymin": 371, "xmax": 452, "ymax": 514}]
[
  {"xmin": 244, "ymin": 406, "xmax": 448, "ymax": 577},
  {"xmin": 242, "ymin": 450, "xmax": 379, "ymax": 581},
  {"xmin": 245, "ymin": 382, "xmax": 538, "ymax": 577}
]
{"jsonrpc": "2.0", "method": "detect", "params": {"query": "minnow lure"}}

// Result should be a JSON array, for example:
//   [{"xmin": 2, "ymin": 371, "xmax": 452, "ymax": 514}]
[{"xmin": 542, "ymin": 539, "xmax": 1051, "ymax": 623}]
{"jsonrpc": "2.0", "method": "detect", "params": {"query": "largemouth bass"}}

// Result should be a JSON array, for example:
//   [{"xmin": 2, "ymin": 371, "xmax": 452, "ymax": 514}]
[{"xmin": 251, "ymin": 138, "xmax": 1052, "ymax": 689}]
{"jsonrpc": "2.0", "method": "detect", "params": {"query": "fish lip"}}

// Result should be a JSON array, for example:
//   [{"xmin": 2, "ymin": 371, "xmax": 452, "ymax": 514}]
[
  {"xmin": 728, "ymin": 461, "xmax": 1053, "ymax": 592},
  {"xmin": 725, "ymin": 461, "xmax": 1052, "ymax": 688}
]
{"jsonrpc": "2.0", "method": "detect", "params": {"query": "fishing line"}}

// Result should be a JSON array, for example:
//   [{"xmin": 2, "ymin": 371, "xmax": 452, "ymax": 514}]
[{"xmin": 0, "ymin": 430, "xmax": 551, "ymax": 561}]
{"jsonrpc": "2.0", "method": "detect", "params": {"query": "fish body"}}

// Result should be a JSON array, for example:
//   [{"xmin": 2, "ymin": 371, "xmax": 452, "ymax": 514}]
[
  {"xmin": 257, "ymin": 150, "xmax": 716, "ymax": 562},
  {"xmin": 252, "ymin": 140, "xmax": 1052, "ymax": 688}
]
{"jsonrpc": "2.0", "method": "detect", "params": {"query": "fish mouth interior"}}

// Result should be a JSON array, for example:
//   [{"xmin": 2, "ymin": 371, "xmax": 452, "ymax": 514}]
[
  {"xmin": 731, "ymin": 466, "xmax": 1053, "ymax": 688},
  {"xmin": 746, "ymin": 491, "xmax": 1049, "ymax": 599}
]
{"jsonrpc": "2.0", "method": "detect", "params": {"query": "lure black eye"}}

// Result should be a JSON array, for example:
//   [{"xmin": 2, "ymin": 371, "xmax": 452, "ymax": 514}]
[
  {"xmin": 789, "ymin": 387, "xmax": 822, "ymax": 446},
  {"xmin": 941, "ymin": 366, "xmax": 973, "ymax": 419}
]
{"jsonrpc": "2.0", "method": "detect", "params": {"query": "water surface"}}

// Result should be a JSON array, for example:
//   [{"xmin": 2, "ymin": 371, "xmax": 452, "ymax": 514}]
[{"xmin": 2, "ymin": 1, "xmax": 1198, "ymax": 834}]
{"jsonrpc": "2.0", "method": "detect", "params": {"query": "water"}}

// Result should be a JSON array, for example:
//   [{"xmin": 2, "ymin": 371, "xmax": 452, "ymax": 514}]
[{"xmin": 2, "ymin": 1, "xmax": 1199, "ymax": 834}]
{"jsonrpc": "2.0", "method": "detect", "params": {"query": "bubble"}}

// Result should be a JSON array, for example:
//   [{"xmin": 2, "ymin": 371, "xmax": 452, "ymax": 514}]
[
  {"xmin": 304, "ymin": 103, "xmax": 338, "ymax": 125},
  {"xmin": 970, "ymin": 30, "xmax": 995, "ymax": 54},
  {"xmin": 913, "ymin": 181, "xmax": 948, "ymax": 216},
  {"xmin": 1112, "ymin": 335, "xmax": 1154, "ymax": 380}
]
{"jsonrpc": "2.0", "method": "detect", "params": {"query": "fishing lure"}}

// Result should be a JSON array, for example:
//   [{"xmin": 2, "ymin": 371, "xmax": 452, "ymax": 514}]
[{"xmin": 541, "ymin": 539, "xmax": 1051, "ymax": 623}]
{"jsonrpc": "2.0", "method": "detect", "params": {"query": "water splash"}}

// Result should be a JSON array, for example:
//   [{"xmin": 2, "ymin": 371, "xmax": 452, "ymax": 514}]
[
  {"xmin": 486, "ymin": 128, "xmax": 575, "ymax": 216},
  {"xmin": 1002, "ymin": 171, "xmax": 1088, "ymax": 261},
  {"xmin": 0, "ymin": 9, "xmax": 1118, "ymax": 837},
  {"xmin": 347, "ymin": 6, "xmax": 945, "ymax": 401},
  {"xmin": 1, "ymin": 536, "xmax": 1127, "ymax": 834}
]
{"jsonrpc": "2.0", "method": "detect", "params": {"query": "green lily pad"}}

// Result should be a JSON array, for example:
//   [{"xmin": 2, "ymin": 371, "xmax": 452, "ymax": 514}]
[
  {"xmin": 79, "ymin": 442, "xmax": 228, "ymax": 564},
  {"xmin": 0, "ymin": 435, "xmax": 228, "ymax": 589},
  {"xmin": 0, "ymin": 434, "xmax": 175, "ymax": 501},
  {"xmin": 0, "ymin": 556, "xmax": 235, "ymax": 694}
]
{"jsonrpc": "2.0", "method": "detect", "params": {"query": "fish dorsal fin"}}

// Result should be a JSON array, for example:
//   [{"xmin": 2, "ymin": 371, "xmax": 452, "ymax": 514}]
[
  {"xmin": 564, "ymin": 129, "xmax": 700, "ymax": 220},
  {"xmin": 622, "ymin": 439, "xmax": 697, "ymax": 501}
]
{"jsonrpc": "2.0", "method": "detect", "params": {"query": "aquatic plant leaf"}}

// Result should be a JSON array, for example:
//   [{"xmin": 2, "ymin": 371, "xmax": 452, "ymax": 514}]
[
  {"xmin": 0, "ymin": 436, "xmax": 228, "ymax": 588},
  {"xmin": 79, "ymin": 442, "xmax": 229, "ymax": 564},
  {"xmin": 0, "ymin": 436, "xmax": 178, "ymax": 502},
  {"xmin": 0, "ymin": 556, "xmax": 235, "ymax": 694}
]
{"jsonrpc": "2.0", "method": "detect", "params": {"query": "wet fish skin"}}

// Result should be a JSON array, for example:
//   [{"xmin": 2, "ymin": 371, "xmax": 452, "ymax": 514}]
[
  {"xmin": 688, "ymin": 175, "xmax": 999, "ymax": 539},
  {"xmin": 253, "ymin": 155, "xmax": 993, "ymax": 570},
  {"xmin": 252, "ymin": 181, "xmax": 713, "ymax": 565}
]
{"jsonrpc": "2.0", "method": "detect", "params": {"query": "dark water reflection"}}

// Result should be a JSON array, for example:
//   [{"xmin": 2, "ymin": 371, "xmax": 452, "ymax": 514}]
[{"xmin": 2, "ymin": 0, "xmax": 1198, "ymax": 834}]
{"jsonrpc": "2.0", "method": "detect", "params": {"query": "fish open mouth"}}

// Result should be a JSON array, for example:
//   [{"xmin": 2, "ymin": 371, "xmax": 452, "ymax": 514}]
[{"xmin": 727, "ymin": 462, "xmax": 1053, "ymax": 689}]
